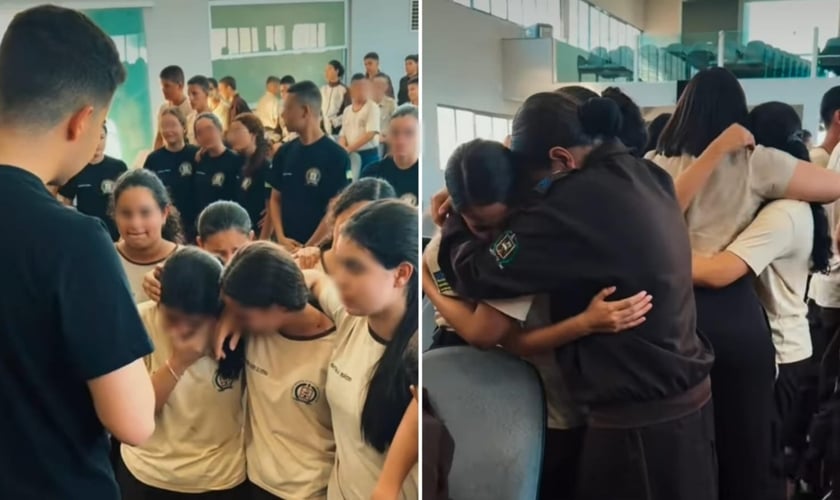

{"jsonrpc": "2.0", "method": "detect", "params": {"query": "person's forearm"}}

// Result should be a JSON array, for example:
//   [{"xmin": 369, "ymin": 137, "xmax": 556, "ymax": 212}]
[
  {"xmin": 348, "ymin": 132, "xmax": 377, "ymax": 152},
  {"xmin": 270, "ymin": 191, "xmax": 286, "ymax": 240},
  {"xmin": 259, "ymin": 201, "xmax": 273, "ymax": 240},
  {"xmin": 373, "ymin": 398, "xmax": 419, "ymax": 500},
  {"xmin": 301, "ymin": 269, "xmax": 328, "ymax": 304},
  {"xmin": 673, "ymin": 146, "xmax": 726, "ymax": 212},
  {"xmin": 501, "ymin": 315, "xmax": 590, "ymax": 357},
  {"xmin": 151, "ymin": 360, "xmax": 181, "ymax": 414},
  {"xmin": 691, "ymin": 252, "xmax": 748, "ymax": 288},
  {"xmin": 338, "ymin": 135, "xmax": 348, "ymax": 148},
  {"xmin": 423, "ymin": 281, "xmax": 509, "ymax": 349},
  {"xmin": 305, "ymin": 215, "xmax": 331, "ymax": 247}
]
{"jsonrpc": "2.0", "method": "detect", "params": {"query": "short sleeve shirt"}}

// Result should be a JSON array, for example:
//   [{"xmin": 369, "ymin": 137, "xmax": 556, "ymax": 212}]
[
  {"xmin": 143, "ymin": 145, "xmax": 199, "ymax": 229},
  {"xmin": 193, "ymin": 149, "xmax": 242, "ymax": 217},
  {"xmin": 58, "ymin": 156, "xmax": 127, "ymax": 241},
  {"xmin": 361, "ymin": 157, "xmax": 418, "ymax": 205}
]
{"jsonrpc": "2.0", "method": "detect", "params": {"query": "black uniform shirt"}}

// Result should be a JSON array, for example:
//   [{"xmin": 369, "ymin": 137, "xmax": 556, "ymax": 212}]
[{"xmin": 58, "ymin": 156, "xmax": 127, "ymax": 241}]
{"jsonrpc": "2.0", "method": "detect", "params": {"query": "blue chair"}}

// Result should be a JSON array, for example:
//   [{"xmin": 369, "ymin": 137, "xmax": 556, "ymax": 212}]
[{"xmin": 423, "ymin": 346, "xmax": 546, "ymax": 500}]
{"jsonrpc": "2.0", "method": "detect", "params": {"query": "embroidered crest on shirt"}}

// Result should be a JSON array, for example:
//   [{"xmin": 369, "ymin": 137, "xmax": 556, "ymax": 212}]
[
  {"xmin": 241, "ymin": 177, "xmax": 252, "ymax": 191},
  {"xmin": 400, "ymin": 193, "xmax": 418, "ymax": 206},
  {"xmin": 212, "ymin": 172, "xmax": 225, "ymax": 187},
  {"xmin": 490, "ymin": 230, "xmax": 519, "ymax": 269},
  {"xmin": 292, "ymin": 380, "xmax": 320, "ymax": 405},
  {"xmin": 179, "ymin": 162, "xmax": 193, "ymax": 177},
  {"xmin": 433, "ymin": 270, "xmax": 452, "ymax": 294},
  {"xmin": 213, "ymin": 370, "xmax": 235, "ymax": 392},
  {"xmin": 100, "ymin": 179, "xmax": 115, "ymax": 195},
  {"xmin": 305, "ymin": 167, "xmax": 322, "ymax": 187}
]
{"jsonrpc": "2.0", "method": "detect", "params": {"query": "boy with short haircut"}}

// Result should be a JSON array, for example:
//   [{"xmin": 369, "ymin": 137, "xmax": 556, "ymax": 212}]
[
  {"xmin": 218, "ymin": 76, "xmax": 251, "ymax": 130},
  {"xmin": 398, "ymin": 54, "xmax": 418, "ymax": 105},
  {"xmin": 407, "ymin": 78, "xmax": 419, "ymax": 106},
  {"xmin": 155, "ymin": 65, "xmax": 192, "ymax": 149},
  {"xmin": 364, "ymin": 52, "xmax": 394, "ymax": 98},
  {"xmin": 339, "ymin": 74, "xmax": 381, "ymax": 169},
  {"xmin": 256, "ymin": 75, "xmax": 282, "ymax": 131},
  {"xmin": 278, "ymin": 75, "xmax": 297, "ymax": 143},
  {"xmin": 373, "ymin": 75, "xmax": 397, "ymax": 146},
  {"xmin": 186, "ymin": 75, "xmax": 213, "ymax": 145},
  {"xmin": 208, "ymin": 77, "xmax": 230, "ymax": 131}
]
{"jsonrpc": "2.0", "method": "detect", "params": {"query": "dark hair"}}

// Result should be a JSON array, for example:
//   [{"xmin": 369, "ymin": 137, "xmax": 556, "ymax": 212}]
[
  {"xmin": 510, "ymin": 92, "xmax": 621, "ymax": 168},
  {"xmin": 187, "ymin": 75, "xmax": 210, "ymax": 94},
  {"xmin": 364, "ymin": 52, "xmax": 380, "ymax": 61},
  {"xmin": 195, "ymin": 112, "xmax": 224, "ymax": 135},
  {"xmin": 332, "ymin": 178, "xmax": 397, "ymax": 218},
  {"xmin": 198, "ymin": 201, "xmax": 253, "ymax": 240},
  {"xmin": 657, "ymin": 67, "xmax": 748, "ymax": 157},
  {"xmin": 821, "ymin": 86, "xmax": 840, "ymax": 126},
  {"xmin": 555, "ymin": 85, "xmax": 599, "ymax": 102},
  {"xmin": 340, "ymin": 199, "xmax": 418, "ymax": 453},
  {"xmin": 221, "ymin": 241, "xmax": 309, "ymax": 311},
  {"xmin": 403, "ymin": 333, "xmax": 418, "ymax": 387},
  {"xmin": 391, "ymin": 104, "xmax": 418, "ymax": 121},
  {"xmin": 266, "ymin": 75, "xmax": 281, "ymax": 86},
  {"xmin": 445, "ymin": 139, "xmax": 516, "ymax": 212},
  {"xmin": 208, "ymin": 77, "xmax": 219, "ymax": 89},
  {"xmin": 288, "ymin": 81, "xmax": 322, "ymax": 115},
  {"xmin": 220, "ymin": 76, "xmax": 237, "ymax": 90},
  {"xmin": 803, "ymin": 130, "xmax": 812, "ymax": 141},
  {"xmin": 160, "ymin": 65, "xmax": 184, "ymax": 86},
  {"xmin": 407, "ymin": 78, "xmax": 419, "ymax": 86},
  {"xmin": 645, "ymin": 113, "xmax": 672, "ymax": 155},
  {"xmin": 602, "ymin": 87, "xmax": 647, "ymax": 157},
  {"xmin": 0, "ymin": 6, "xmax": 126, "ymax": 129},
  {"xmin": 111, "ymin": 169, "xmax": 184, "ymax": 244},
  {"xmin": 748, "ymin": 101, "xmax": 832, "ymax": 273},
  {"xmin": 232, "ymin": 113, "xmax": 271, "ymax": 178},
  {"xmin": 280, "ymin": 75, "xmax": 296, "ymax": 85},
  {"xmin": 405, "ymin": 54, "xmax": 418, "ymax": 63},
  {"xmin": 351, "ymin": 73, "xmax": 367, "ymax": 83},
  {"xmin": 160, "ymin": 247, "xmax": 244, "ymax": 380},
  {"xmin": 328, "ymin": 60, "xmax": 345, "ymax": 78}
]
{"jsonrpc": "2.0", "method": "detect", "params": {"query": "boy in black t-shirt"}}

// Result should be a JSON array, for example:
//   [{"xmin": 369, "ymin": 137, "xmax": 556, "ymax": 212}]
[
  {"xmin": 268, "ymin": 81, "xmax": 350, "ymax": 250},
  {"xmin": 59, "ymin": 124, "xmax": 127, "ymax": 240},
  {"xmin": 362, "ymin": 105, "xmax": 419, "ymax": 205},
  {"xmin": 0, "ymin": 6, "xmax": 155, "ymax": 500}
]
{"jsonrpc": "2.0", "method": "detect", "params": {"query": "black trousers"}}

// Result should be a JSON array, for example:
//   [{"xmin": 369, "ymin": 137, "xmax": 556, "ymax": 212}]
[
  {"xmin": 539, "ymin": 427, "xmax": 584, "ymax": 500},
  {"xmin": 248, "ymin": 483, "xmax": 284, "ymax": 500},
  {"xmin": 695, "ymin": 277, "xmax": 775, "ymax": 500},
  {"xmin": 768, "ymin": 358, "xmax": 811, "ymax": 500},
  {"xmin": 116, "ymin": 455, "xmax": 250, "ymax": 500},
  {"xmin": 575, "ymin": 401, "xmax": 717, "ymax": 500}
]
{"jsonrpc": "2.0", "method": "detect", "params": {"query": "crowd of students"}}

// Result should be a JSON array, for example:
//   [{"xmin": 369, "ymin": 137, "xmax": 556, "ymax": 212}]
[
  {"xmin": 0, "ymin": 5, "xmax": 419, "ymax": 500},
  {"xmin": 426, "ymin": 69, "xmax": 840, "ymax": 500}
]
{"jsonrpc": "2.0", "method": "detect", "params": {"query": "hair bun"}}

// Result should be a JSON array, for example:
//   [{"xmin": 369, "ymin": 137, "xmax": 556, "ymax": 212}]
[{"xmin": 579, "ymin": 97, "xmax": 622, "ymax": 139}]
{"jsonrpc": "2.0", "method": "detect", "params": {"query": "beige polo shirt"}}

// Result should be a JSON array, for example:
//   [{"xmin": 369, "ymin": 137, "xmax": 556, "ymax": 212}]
[
  {"xmin": 339, "ymin": 100, "xmax": 381, "ymax": 151},
  {"xmin": 808, "ymin": 146, "xmax": 840, "ymax": 307},
  {"xmin": 649, "ymin": 146, "xmax": 798, "ymax": 255},
  {"xmin": 121, "ymin": 302, "xmax": 246, "ymax": 493},
  {"xmin": 726, "ymin": 199, "xmax": 814, "ymax": 364}
]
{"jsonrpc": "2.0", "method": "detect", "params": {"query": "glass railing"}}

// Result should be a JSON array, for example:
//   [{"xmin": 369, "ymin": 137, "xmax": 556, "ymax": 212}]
[{"xmin": 557, "ymin": 28, "xmax": 838, "ymax": 83}]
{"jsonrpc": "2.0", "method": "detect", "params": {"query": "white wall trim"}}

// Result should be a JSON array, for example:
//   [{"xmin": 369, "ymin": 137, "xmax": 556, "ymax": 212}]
[{"xmin": 212, "ymin": 44, "xmax": 346, "ymax": 59}]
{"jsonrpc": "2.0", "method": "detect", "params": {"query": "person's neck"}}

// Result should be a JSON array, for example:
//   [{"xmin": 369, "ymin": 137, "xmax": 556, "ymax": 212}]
[
  {"xmin": 367, "ymin": 297, "xmax": 407, "ymax": 343},
  {"xmin": 243, "ymin": 143, "xmax": 257, "ymax": 158},
  {"xmin": 171, "ymin": 94, "xmax": 187, "ymax": 106},
  {"xmin": 165, "ymin": 140, "xmax": 185, "ymax": 152},
  {"xmin": 328, "ymin": 79, "xmax": 340, "ymax": 87},
  {"xmin": 118, "ymin": 238, "xmax": 174, "ymax": 264},
  {"xmin": 373, "ymin": 96, "xmax": 384, "ymax": 105},
  {"xmin": 407, "ymin": 71, "xmax": 417, "ymax": 78},
  {"xmin": 392, "ymin": 153, "xmax": 417, "ymax": 169},
  {"xmin": 0, "ymin": 131, "xmax": 63, "ymax": 186},
  {"xmin": 207, "ymin": 143, "xmax": 226, "ymax": 157},
  {"xmin": 195, "ymin": 104, "xmax": 211, "ymax": 114},
  {"xmin": 90, "ymin": 155, "xmax": 106, "ymax": 166},
  {"xmin": 298, "ymin": 125, "xmax": 325, "ymax": 146},
  {"xmin": 280, "ymin": 304, "xmax": 333, "ymax": 337},
  {"xmin": 353, "ymin": 99, "xmax": 366, "ymax": 109},
  {"xmin": 821, "ymin": 130, "xmax": 840, "ymax": 154}
]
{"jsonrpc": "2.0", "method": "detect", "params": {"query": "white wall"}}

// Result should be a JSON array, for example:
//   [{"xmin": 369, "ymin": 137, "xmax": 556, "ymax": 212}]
[
  {"xmin": 591, "ymin": 0, "xmax": 646, "ymax": 28},
  {"xmin": 349, "ymin": 0, "xmax": 418, "ymax": 83},
  {"xmin": 644, "ymin": 0, "xmax": 681, "ymax": 36}
]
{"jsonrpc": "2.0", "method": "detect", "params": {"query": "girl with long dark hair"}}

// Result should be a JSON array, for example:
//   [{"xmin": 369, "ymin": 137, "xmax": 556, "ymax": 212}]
[
  {"xmin": 228, "ymin": 113, "xmax": 273, "ymax": 239},
  {"xmin": 118, "ymin": 247, "xmax": 247, "ymax": 499},
  {"xmin": 112, "ymin": 169, "xmax": 182, "ymax": 303},
  {"xmin": 193, "ymin": 113, "xmax": 241, "ymax": 224}
]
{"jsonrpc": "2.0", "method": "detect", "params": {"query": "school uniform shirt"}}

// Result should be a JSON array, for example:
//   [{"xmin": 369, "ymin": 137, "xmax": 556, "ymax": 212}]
[
  {"xmin": 321, "ymin": 83, "xmax": 349, "ymax": 135},
  {"xmin": 268, "ymin": 136, "xmax": 350, "ymax": 243},
  {"xmin": 726, "ymin": 199, "xmax": 814, "ymax": 365},
  {"xmin": 377, "ymin": 97, "xmax": 397, "ymax": 134},
  {"xmin": 121, "ymin": 302, "xmax": 245, "ymax": 493},
  {"xmin": 143, "ymin": 144, "xmax": 199, "ymax": 231},
  {"xmin": 237, "ymin": 158, "xmax": 272, "ymax": 234},
  {"xmin": 361, "ymin": 157, "xmax": 418, "ymax": 206},
  {"xmin": 648, "ymin": 146, "xmax": 798, "ymax": 255},
  {"xmin": 397, "ymin": 75, "xmax": 415, "ymax": 106},
  {"xmin": 227, "ymin": 95, "xmax": 252, "ymax": 128},
  {"xmin": 439, "ymin": 142, "xmax": 714, "ymax": 409},
  {"xmin": 116, "ymin": 245, "xmax": 179, "ymax": 304},
  {"xmin": 186, "ymin": 111, "xmax": 198, "ymax": 145},
  {"xmin": 245, "ymin": 326, "xmax": 339, "ymax": 499},
  {"xmin": 809, "ymin": 145, "xmax": 840, "ymax": 308},
  {"xmin": 425, "ymin": 234, "xmax": 584, "ymax": 429},
  {"xmin": 0, "ymin": 166, "xmax": 152, "ymax": 499},
  {"xmin": 340, "ymin": 100, "xmax": 381, "ymax": 151},
  {"xmin": 811, "ymin": 147, "xmax": 830, "ymax": 167},
  {"xmin": 256, "ymin": 92, "xmax": 281, "ymax": 129},
  {"xmin": 213, "ymin": 101, "xmax": 230, "ymax": 131},
  {"xmin": 194, "ymin": 149, "xmax": 242, "ymax": 218},
  {"xmin": 317, "ymin": 282, "xmax": 419, "ymax": 500},
  {"xmin": 58, "ymin": 156, "xmax": 127, "ymax": 241}
]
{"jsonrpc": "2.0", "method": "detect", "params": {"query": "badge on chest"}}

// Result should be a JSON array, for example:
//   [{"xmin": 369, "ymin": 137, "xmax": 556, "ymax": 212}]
[
  {"xmin": 292, "ymin": 380, "xmax": 320, "ymax": 405},
  {"xmin": 305, "ymin": 167, "xmax": 321, "ymax": 187},
  {"xmin": 100, "ymin": 179, "xmax": 115, "ymax": 195},
  {"xmin": 179, "ymin": 162, "xmax": 193, "ymax": 177},
  {"xmin": 212, "ymin": 172, "xmax": 225, "ymax": 187}
]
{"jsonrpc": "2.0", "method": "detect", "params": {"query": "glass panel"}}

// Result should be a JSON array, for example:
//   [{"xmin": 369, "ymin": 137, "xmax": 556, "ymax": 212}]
[
  {"xmin": 548, "ymin": 0, "xmax": 562, "ymax": 40},
  {"xmin": 473, "ymin": 0, "xmax": 491, "ymax": 13},
  {"xmin": 437, "ymin": 107, "xmax": 457, "ymax": 170},
  {"xmin": 577, "ymin": 1, "xmax": 589, "ymax": 50},
  {"xmin": 453, "ymin": 0, "xmax": 470, "ymax": 5},
  {"xmin": 492, "ymin": 117, "xmax": 510, "ymax": 143},
  {"xmin": 455, "ymin": 109, "xmax": 476, "ymax": 143},
  {"xmin": 490, "ymin": 0, "xmax": 506, "ymax": 18},
  {"xmin": 508, "ymin": 0, "xmax": 524, "ymax": 23},
  {"xmin": 475, "ymin": 114, "xmax": 493, "ymax": 139}
]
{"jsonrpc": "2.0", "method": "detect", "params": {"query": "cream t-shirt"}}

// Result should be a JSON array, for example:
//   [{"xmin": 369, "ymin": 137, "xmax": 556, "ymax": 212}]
[
  {"xmin": 256, "ymin": 92, "xmax": 281, "ymax": 129},
  {"xmin": 810, "ymin": 147, "xmax": 830, "ymax": 168},
  {"xmin": 245, "ymin": 326, "xmax": 338, "ymax": 499},
  {"xmin": 213, "ymin": 101, "xmax": 230, "ymax": 131},
  {"xmin": 116, "ymin": 245, "xmax": 177, "ymax": 304},
  {"xmin": 186, "ymin": 111, "xmax": 198, "ymax": 146},
  {"xmin": 424, "ymin": 233, "xmax": 585, "ymax": 429},
  {"xmin": 377, "ymin": 97, "xmax": 397, "ymax": 138},
  {"xmin": 808, "ymin": 146, "xmax": 840, "ymax": 307},
  {"xmin": 318, "ymin": 283, "xmax": 418, "ymax": 500},
  {"xmin": 121, "ymin": 302, "xmax": 246, "ymax": 493},
  {"xmin": 648, "ymin": 146, "xmax": 798, "ymax": 256},
  {"xmin": 339, "ymin": 100, "xmax": 381, "ymax": 151},
  {"xmin": 726, "ymin": 200, "xmax": 814, "ymax": 364}
]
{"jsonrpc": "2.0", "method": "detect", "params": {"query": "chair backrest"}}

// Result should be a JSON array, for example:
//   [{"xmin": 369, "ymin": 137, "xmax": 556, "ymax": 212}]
[
  {"xmin": 422, "ymin": 298, "xmax": 436, "ymax": 351},
  {"xmin": 423, "ymin": 346, "xmax": 546, "ymax": 500}
]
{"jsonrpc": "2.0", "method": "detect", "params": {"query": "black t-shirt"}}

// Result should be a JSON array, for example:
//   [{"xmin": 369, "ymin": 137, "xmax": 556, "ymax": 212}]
[
  {"xmin": 193, "ymin": 149, "xmax": 242, "ymax": 219},
  {"xmin": 143, "ymin": 144, "xmax": 199, "ymax": 229},
  {"xmin": 268, "ymin": 136, "xmax": 350, "ymax": 243},
  {"xmin": 237, "ymin": 157, "xmax": 272, "ymax": 233},
  {"xmin": 0, "ymin": 166, "xmax": 152, "ymax": 499},
  {"xmin": 361, "ymin": 157, "xmax": 418, "ymax": 206},
  {"xmin": 58, "ymin": 156, "xmax": 127, "ymax": 241}
]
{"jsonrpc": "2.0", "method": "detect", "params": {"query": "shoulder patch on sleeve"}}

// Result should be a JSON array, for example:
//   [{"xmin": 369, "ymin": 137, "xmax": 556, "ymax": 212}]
[{"xmin": 490, "ymin": 230, "xmax": 519, "ymax": 269}]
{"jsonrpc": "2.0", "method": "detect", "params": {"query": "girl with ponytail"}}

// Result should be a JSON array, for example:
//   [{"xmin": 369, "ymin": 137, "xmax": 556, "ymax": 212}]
[
  {"xmin": 112, "ymin": 168, "xmax": 182, "ymax": 303},
  {"xmin": 435, "ymin": 93, "xmax": 716, "ymax": 499},
  {"xmin": 228, "ymin": 113, "xmax": 273, "ymax": 239}
]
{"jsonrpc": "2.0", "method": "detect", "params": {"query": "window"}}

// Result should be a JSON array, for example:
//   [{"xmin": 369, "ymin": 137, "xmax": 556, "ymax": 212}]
[
  {"xmin": 437, "ymin": 106, "xmax": 513, "ymax": 169},
  {"xmin": 566, "ymin": 0, "xmax": 639, "ymax": 53},
  {"xmin": 452, "ymin": 0, "xmax": 563, "ymax": 41},
  {"xmin": 744, "ymin": 0, "xmax": 839, "ymax": 56}
]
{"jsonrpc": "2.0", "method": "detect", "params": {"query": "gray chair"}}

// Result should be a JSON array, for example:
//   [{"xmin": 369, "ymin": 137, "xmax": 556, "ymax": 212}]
[
  {"xmin": 423, "ymin": 346, "xmax": 546, "ymax": 500},
  {"xmin": 422, "ymin": 298, "xmax": 436, "ymax": 351}
]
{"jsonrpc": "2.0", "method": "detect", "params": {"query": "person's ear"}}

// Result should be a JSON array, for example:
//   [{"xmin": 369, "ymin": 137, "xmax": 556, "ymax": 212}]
[
  {"xmin": 196, "ymin": 236, "xmax": 204, "ymax": 248},
  {"xmin": 394, "ymin": 262, "xmax": 414, "ymax": 288},
  {"xmin": 66, "ymin": 105, "xmax": 95, "ymax": 142},
  {"xmin": 248, "ymin": 230, "xmax": 255, "ymax": 241},
  {"xmin": 409, "ymin": 385, "xmax": 418, "ymax": 400},
  {"xmin": 834, "ymin": 109, "xmax": 840, "ymax": 126},
  {"xmin": 547, "ymin": 146, "xmax": 578, "ymax": 170}
]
